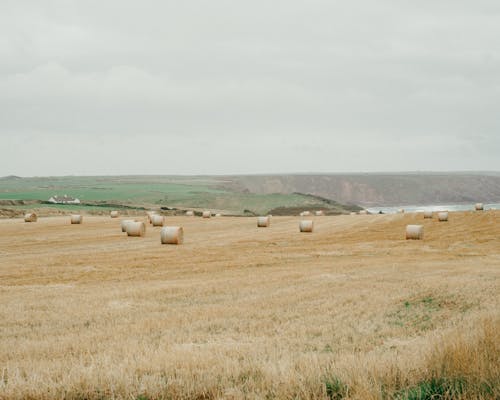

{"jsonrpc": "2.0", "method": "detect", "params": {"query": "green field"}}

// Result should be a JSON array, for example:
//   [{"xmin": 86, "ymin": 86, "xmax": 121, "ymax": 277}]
[{"xmin": 0, "ymin": 175, "xmax": 359, "ymax": 215}]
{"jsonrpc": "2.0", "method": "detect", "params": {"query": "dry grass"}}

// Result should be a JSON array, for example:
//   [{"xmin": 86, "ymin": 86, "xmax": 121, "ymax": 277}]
[{"xmin": 0, "ymin": 211, "xmax": 499, "ymax": 399}]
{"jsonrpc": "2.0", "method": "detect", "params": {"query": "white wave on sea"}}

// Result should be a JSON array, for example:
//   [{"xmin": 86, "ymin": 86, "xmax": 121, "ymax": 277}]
[{"xmin": 366, "ymin": 203, "xmax": 500, "ymax": 214}]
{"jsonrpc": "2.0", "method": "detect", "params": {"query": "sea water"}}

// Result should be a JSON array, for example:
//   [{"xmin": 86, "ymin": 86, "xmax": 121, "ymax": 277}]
[{"xmin": 366, "ymin": 203, "xmax": 500, "ymax": 214}]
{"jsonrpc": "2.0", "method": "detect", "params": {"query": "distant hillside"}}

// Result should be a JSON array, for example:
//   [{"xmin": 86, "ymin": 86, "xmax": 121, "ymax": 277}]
[
  {"xmin": 221, "ymin": 173, "xmax": 500, "ymax": 207},
  {"xmin": 0, "ymin": 175, "xmax": 358, "ymax": 215},
  {"xmin": 2, "ymin": 173, "xmax": 499, "ymax": 211}
]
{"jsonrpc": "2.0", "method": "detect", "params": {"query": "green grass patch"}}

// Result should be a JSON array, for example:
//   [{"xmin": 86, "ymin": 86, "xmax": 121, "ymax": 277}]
[
  {"xmin": 7, "ymin": 203, "xmax": 144, "ymax": 212},
  {"xmin": 396, "ymin": 377, "xmax": 467, "ymax": 400},
  {"xmin": 387, "ymin": 293, "xmax": 475, "ymax": 333},
  {"xmin": 388, "ymin": 296, "xmax": 441, "ymax": 332},
  {"xmin": 324, "ymin": 376, "xmax": 349, "ymax": 400},
  {"xmin": 0, "ymin": 176, "xmax": 357, "ymax": 214},
  {"xmin": 0, "ymin": 176, "xmax": 223, "ymax": 205}
]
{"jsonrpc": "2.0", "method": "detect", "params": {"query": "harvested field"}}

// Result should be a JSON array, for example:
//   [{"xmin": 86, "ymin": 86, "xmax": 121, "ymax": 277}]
[{"xmin": 0, "ymin": 212, "xmax": 499, "ymax": 399}]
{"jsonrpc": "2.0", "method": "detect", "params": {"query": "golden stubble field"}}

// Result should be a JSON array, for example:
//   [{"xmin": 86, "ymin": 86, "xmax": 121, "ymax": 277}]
[{"xmin": 0, "ymin": 212, "xmax": 499, "ymax": 399}]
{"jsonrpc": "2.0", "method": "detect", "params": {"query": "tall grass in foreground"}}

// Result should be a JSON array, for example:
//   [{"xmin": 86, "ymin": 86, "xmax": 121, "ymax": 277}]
[
  {"xmin": 409, "ymin": 316, "xmax": 498, "ymax": 399},
  {"xmin": 125, "ymin": 315, "xmax": 500, "ymax": 399},
  {"xmin": 6, "ymin": 315, "xmax": 495, "ymax": 400},
  {"xmin": 332, "ymin": 315, "xmax": 499, "ymax": 400}
]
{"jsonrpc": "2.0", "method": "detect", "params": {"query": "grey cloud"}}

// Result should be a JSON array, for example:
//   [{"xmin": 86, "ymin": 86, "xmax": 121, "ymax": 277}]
[{"xmin": 1, "ymin": 1, "xmax": 500, "ymax": 175}]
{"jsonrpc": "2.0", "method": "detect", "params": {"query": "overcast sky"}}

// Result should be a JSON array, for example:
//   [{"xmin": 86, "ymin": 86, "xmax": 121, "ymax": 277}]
[{"xmin": 1, "ymin": 1, "xmax": 499, "ymax": 176}]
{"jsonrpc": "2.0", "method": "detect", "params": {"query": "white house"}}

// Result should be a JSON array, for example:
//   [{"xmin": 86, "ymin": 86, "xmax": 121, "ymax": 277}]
[{"xmin": 48, "ymin": 194, "xmax": 81, "ymax": 204}]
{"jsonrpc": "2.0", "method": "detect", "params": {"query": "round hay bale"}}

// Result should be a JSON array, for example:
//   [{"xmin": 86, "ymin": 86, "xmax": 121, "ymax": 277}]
[
  {"xmin": 257, "ymin": 216, "xmax": 270, "ymax": 227},
  {"xmin": 359, "ymin": 210, "xmax": 368, "ymax": 215},
  {"xmin": 70, "ymin": 215, "xmax": 82, "ymax": 224},
  {"xmin": 475, "ymin": 203, "xmax": 484, "ymax": 211},
  {"xmin": 146, "ymin": 211, "xmax": 158, "ymax": 223},
  {"xmin": 406, "ymin": 225, "xmax": 423, "ymax": 240},
  {"xmin": 300, "ymin": 211, "xmax": 311, "ymax": 217},
  {"xmin": 438, "ymin": 211, "xmax": 449, "ymax": 222},
  {"xmin": 24, "ymin": 212, "xmax": 37, "ymax": 222},
  {"xmin": 121, "ymin": 219, "xmax": 136, "ymax": 232},
  {"xmin": 185, "ymin": 210, "xmax": 194, "ymax": 216},
  {"xmin": 423, "ymin": 211, "xmax": 433, "ymax": 219},
  {"xmin": 202, "ymin": 211, "xmax": 211, "ymax": 218},
  {"xmin": 110, "ymin": 210, "xmax": 119, "ymax": 218},
  {"xmin": 126, "ymin": 221, "xmax": 146, "ymax": 237},
  {"xmin": 350, "ymin": 212, "xmax": 357, "ymax": 215},
  {"xmin": 215, "ymin": 213, "xmax": 222, "ymax": 217},
  {"xmin": 315, "ymin": 210, "xmax": 325, "ymax": 216},
  {"xmin": 151, "ymin": 215, "xmax": 165, "ymax": 227},
  {"xmin": 160, "ymin": 226, "xmax": 184, "ymax": 245},
  {"xmin": 299, "ymin": 220, "xmax": 314, "ymax": 232},
  {"xmin": 398, "ymin": 209, "xmax": 405, "ymax": 214}
]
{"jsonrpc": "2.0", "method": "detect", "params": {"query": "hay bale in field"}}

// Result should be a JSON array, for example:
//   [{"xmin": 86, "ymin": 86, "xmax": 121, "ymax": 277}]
[
  {"xmin": 300, "ymin": 211, "xmax": 311, "ymax": 217},
  {"xmin": 151, "ymin": 215, "xmax": 165, "ymax": 227},
  {"xmin": 146, "ymin": 211, "xmax": 157, "ymax": 223},
  {"xmin": 475, "ymin": 203, "xmax": 484, "ymax": 211},
  {"xmin": 359, "ymin": 210, "xmax": 368, "ymax": 215},
  {"xmin": 398, "ymin": 208, "xmax": 405, "ymax": 214},
  {"xmin": 120, "ymin": 219, "xmax": 135, "ymax": 232},
  {"xmin": 215, "ymin": 213, "xmax": 222, "ymax": 217},
  {"xmin": 160, "ymin": 226, "xmax": 184, "ymax": 245},
  {"xmin": 438, "ymin": 211, "xmax": 449, "ymax": 222},
  {"xmin": 350, "ymin": 212, "xmax": 357, "ymax": 215},
  {"xmin": 257, "ymin": 216, "xmax": 270, "ymax": 227},
  {"xmin": 126, "ymin": 221, "xmax": 146, "ymax": 237},
  {"xmin": 24, "ymin": 212, "xmax": 37, "ymax": 222},
  {"xmin": 423, "ymin": 211, "xmax": 433, "ymax": 219},
  {"xmin": 315, "ymin": 210, "xmax": 325, "ymax": 216},
  {"xmin": 70, "ymin": 215, "xmax": 82, "ymax": 224},
  {"xmin": 299, "ymin": 220, "xmax": 314, "ymax": 232},
  {"xmin": 406, "ymin": 224, "xmax": 423, "ymax": 240},
  {"xmin": 185, "ymin": 210, "xmax": 194, "ymax": 216},
  {"xmin": 110, "ymin": 210, "xmax": 119, "ymax": 218},
  {"xmin": 202, "ymin": 211, "xmax": 211, "ymax": 218}
]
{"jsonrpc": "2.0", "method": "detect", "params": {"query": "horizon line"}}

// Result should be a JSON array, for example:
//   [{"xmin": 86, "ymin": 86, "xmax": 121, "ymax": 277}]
[{"xmin": 2, "ymin": 170, "xmax": 500, "ymax": 179}]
